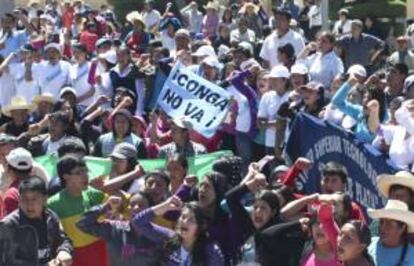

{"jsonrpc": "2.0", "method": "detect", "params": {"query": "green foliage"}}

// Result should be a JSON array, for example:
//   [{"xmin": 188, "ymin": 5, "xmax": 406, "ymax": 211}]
[
  {"xmin": 329, "ymin": 0, "xmax": 407, "ymax": 35},
  {"xmin": 329, "ymin": 0, "xmax": 406, "ymax": 19}
]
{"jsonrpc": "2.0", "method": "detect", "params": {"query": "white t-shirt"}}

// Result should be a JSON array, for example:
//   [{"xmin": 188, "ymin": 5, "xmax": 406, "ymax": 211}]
[
  {"xmin": 8, "ymin": 63, "xmax": 41, "ymax": 103},
  {"xmin": 333, "ymin": 19, "xmax": 352, "ymax": 37},
  {"xmin": 230, "ymin": 29, "xmax": 256, "ymax": 44},
  {"xmin": 70, "ymin": 62, "xmax": 94, "ymax": 105},
  {"xmin": 37, "ymin": 60, "xmax": 71, "ymax": 99},
  {"xmin": 374, "ymin": 125, "xmax": 414, "ymax": 170},
  {"xmin": 257, "ymin": 90, "xmax": 289, "ymax": 147},
  {"xmin": 227, "ymin": 85, "xmax": 251, "ymax": 133},
  {"xmin": 260, "ymin": 30, "xmax": 305, "ymax": 68},
  {"xmin": 0, "ymin": 71, "xmax": 16, "ymax": 108},
  {"xmin": 160, "ymin": 30, "xmax": 176, "ymax": 53},
  {"xmin": 143, "ymin": 10, "xmax": 161, "ymax": 30},
  {"xmin": 308, "ymin": 4, "xmax": 322, "ymax": 28}
]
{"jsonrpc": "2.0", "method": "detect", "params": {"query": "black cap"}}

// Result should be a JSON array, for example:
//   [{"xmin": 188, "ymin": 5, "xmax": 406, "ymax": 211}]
[
  {"xmin": 20, "ymin": 43, "xmax": 35, "ymax": 53},
  {"xmin": 113, "ymin": 39, "xmax": 123, "ymax": 46},
  {"xmin": 273, "ymin": 7, "xmax": 292, "ymax": 20},
  {"xmin": 72, "ymin": 42, "xmax": 88, "ymax": 53},
  {"xmin": 95, "ymin": 38, "xmax": 112, "ymax": 48}
]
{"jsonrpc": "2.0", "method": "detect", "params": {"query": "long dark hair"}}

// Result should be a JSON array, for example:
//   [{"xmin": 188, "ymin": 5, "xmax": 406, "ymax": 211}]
[
  {"xmin": 112, "ymin": 109, "xmax": 132, "ymax": 138},
  {"xmin": 364, "ymin": 85, "xmax": 387, "ymax": 122},
  {"xmin": 164, "ymin": 202, "xmax": 211, "ymax": 266},
  {"xmin": 345, "ymin": 220, "xmax": 375, "ymax": 266}
]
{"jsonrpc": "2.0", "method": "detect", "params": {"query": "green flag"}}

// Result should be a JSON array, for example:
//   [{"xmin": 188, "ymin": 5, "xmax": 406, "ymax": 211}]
[{"xmin": 35, "ymin": 151, "xmax": 233, "ymax": 180}]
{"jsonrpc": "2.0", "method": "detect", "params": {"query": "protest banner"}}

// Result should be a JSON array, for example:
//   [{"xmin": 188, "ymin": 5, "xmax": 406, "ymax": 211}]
[
  {"xmin": 156, "ymin": 63, "xmax": 231, "ymax": 137},
  {"xmin": 35, "ymin": 150, "xmax": 233, "ymax": 180},
  {"xmin": 285, "ymin": 113, "xmax": 398, "ymax": 210}
]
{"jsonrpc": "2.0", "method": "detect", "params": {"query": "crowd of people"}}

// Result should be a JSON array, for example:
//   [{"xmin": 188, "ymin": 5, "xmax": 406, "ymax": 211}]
[{"xmin": 0, "ymin": 0, "xmax": 414, "ymax": 265}]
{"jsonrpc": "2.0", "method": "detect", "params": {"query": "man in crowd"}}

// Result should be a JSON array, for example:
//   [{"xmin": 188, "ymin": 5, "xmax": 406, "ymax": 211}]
[
  {"xmin": 158, "ymin": 117, "xmax": 206, "ymax": 158},
  {"xmin": 336, "ymin": 19, "xmax": 384, "ymax": 71},
  {"xmin": 0, "ymin": 1, "xmax": 412, "ymax": 266},
  {"xmin": 0, "ymin": 176, "xmax": 73, "ymax": 266}
]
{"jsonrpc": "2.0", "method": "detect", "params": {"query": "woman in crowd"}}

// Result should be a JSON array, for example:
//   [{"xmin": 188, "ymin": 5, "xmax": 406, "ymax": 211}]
[
  {"xmin": 332, "ymin": 74, "xmax": 387, "ymax": 143},
  {"xmin": 225, "ymin": 169, "xmax": 281, "ymax": 264},
  {"xmin": 77, "ymin": 194, "xmax": 159, "ymax": 266},
  {"xmin": 93, "ymin": 109, "xmax": 147, "ymax": 158},
  {"xmin": 132, "ymin": 196, "xmax": 225, "ymax": 265},
  {"xmin": 337, "ymin": 220, "xmax": 374, "ymax": 266}
]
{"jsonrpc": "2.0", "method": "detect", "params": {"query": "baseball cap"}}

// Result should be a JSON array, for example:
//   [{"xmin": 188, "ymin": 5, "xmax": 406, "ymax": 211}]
[
  {"xmin": 44, "ymin": 42, "xmax": 61, "ymax": 54},
  {"xmin": 60, "ymin": 87, "xmax": 77, "ymax": 98},
  {"xmin": 175, "ymin": 29, "xmax": 191, "ymax": 39},
  {"xmin": 95, "ymin": 38, "xmax": 112, "ymax": 49},
  {"xmin": 273, "ymin": 7, "xmax": 292, "ymax": 20},
  {"xmin": 265, "ymin": 65, "xmax": 290, "ymax": 79},
  {"xmin": 192, "ymin": 45, "xmax": 216, "ymax": 58},
  {"xmin": 300, "ymin": 81, "xmax": 324, "ymax": 92},
  {"xmin": 20, "ymin": 43, "xmax": 35, "ymax": 53},
  {"xmin": 0, "ymin": 133, "xmax": 16, "ymax": 145},
  {"xmin": 347, "ymin": 64, "xmax": 367, "ymax": 78},
  {"xmin": 338, "ymin": 8, "xmax": 349, "ymax": 16},
  {"xmin": 171, "ymin": 116, "xmax": 193, "ymax": 130},
  {"xmin": 235, "ymin": 41, "xmax": 253, "ymax": 58},
  {"xmin": 111, "ymin": 143, "xmax": 138, "ymax": 161},
  {"xmin": 6, "ymin": 148, "xmax": 33, "ymax": 171},
  {"xmin": 240, "ymin": 58, "xmax": 260, "ymax": 72},
  {"xmin": 202, "ymin": 56, "xmax": 222, "ymax": 68},
  {"xmin": 98, "ymin": 50, "xmax": 117, "ymax": 65},
  {"xmin": 290, "ymin": 63, "xmax": 308, "ymax": 75}
]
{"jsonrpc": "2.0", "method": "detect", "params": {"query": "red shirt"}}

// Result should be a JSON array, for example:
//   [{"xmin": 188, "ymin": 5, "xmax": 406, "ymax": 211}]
[
  {"xmin": 79, "ymin": 31, "xmax": 99, "ymax": 54},
  {"xmin": 62, "ymin": 7, "xmax": 74, "ymax": 29},
  {"xmin": 3, "ymin": 180, "xmax": 19, "ymax": 215}
]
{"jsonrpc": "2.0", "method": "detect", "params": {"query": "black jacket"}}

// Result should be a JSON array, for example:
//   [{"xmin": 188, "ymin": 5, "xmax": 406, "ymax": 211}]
[{"xmin": 0, "ymin": 208, "xmax": 73, "ymax": 266}]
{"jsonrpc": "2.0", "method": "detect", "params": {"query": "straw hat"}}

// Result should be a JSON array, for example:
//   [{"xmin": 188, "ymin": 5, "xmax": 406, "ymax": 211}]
[
  {"xmin": 240, "ymin": 2, "xmax": 259, "ymax": 14},
  {"xmin": 377, "ymin": 171, "xmax": 414, "ymax": 197},
  {"xmin": 368, "ymin": 200, "xmax": 414, "ymax": 233},
  {"xmin": 204, "ymin": 1, "xmax": 219, "ymax": 11},
  {"xmin": 126, "ymin": 11, "xmax": 145, "ymax": 28},
  {"xmin": 2, "ymin": 96, "xmax": 35, "ymax": 117},
  {"xmin": 33, "ymin": 93, "xmax": 56, "ymax": 105}
]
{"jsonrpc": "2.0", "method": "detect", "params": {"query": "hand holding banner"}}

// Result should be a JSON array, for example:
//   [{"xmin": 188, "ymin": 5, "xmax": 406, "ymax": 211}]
[{"xmin": 156, "ymin": 63, "xmax": 231, "ymax": 137}]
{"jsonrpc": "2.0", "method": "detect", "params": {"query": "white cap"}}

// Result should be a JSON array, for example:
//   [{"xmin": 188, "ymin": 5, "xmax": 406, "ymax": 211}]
[
  {"xmin": 6, "ymin": 148, "xmax": 33, "ymax": 171},
  {"xmin": 192, "ymin": 45, "xmax": 216, "ymax": 58},
  {"xmin": 217, "ymin": 44, "xmax": 230, "ymax": 58},
  {"xmin": 347, "ymin": 64, "xmax": 367, "ymax": 78},
  {"xmin": 44, "ymin": 42, "xmax": 62, "ymax": 54},
  {"xmin": 40, "ymin": 14, "xmax": 56, "ymax": 23},
  {"xmin": 98, "ymin": 50, "xmax": 117, "ymax": 65},
  {"xmin": 202, "ymin": 56, "xmax": 222, "ymax": 68},
  {"xmin": 60, "ymin": 87, "xmax": 77, "ymax": 98},
  {"xmin": 172, "ymin": 116, "xmax": 193, "ymax": 130},
  {"xmin": 290, "ymin": 63, "xmax": 308, "ymax": 75},
  {"xmin": 240, "ymin": 58, "xmax": 260, "ymax": 72},
  {"xmin": 265, "ymin": 65, "xmax": 290, "ymax": 79},
  {"xmin": 175, "ymin": 29, "xmax": 191, "ymax": 38}
]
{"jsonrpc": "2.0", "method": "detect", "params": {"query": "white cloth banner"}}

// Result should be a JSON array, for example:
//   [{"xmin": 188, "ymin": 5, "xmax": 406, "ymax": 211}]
[{"xmin": 156, "ymin": 63, "xmax": 230, "ymax": 137}]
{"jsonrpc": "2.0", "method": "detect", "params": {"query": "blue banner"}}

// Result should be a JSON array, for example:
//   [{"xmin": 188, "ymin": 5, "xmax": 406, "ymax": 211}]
[{"xmin": 285, "ymin": 113, "xmax": 398, "ymax": 209}]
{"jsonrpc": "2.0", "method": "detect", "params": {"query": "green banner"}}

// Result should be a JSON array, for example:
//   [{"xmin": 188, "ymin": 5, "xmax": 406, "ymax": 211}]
[{"xmin": 35, "ymin": 151, "xmax": 233, "ymax": 180}]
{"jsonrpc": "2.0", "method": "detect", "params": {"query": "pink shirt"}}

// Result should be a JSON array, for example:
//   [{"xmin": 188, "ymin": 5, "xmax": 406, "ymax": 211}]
[{"xmin": 301, "ymin": 252, "xmax": 339, "ymax": 266}]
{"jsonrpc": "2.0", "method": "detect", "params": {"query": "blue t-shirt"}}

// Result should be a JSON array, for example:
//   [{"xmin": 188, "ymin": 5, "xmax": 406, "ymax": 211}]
[{"xmin": 368, "ymin": 237, "xmax": 414, "ymax": 266}]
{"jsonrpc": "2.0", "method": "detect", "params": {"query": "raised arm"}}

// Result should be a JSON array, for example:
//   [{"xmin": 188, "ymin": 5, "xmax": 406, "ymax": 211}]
[
  {"xmin": 318, "ymin": 204, "xmax": 340, "ymax": 248},
  {"xmin": 331, "ymin": 76, "xmax": 363, "ymax": 120},
  {"xmin": 280, "ymin": 193, "xmax": 318, "ymax": 221},
  {"xmin": 131, "ymin": 196, "xmax": 180, "ymax": 243}
]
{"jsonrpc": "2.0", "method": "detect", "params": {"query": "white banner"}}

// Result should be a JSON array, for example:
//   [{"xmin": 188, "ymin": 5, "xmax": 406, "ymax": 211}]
[{"xmin": 156, "ymin": 63, "xmax": 230, "ymax": 137}]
